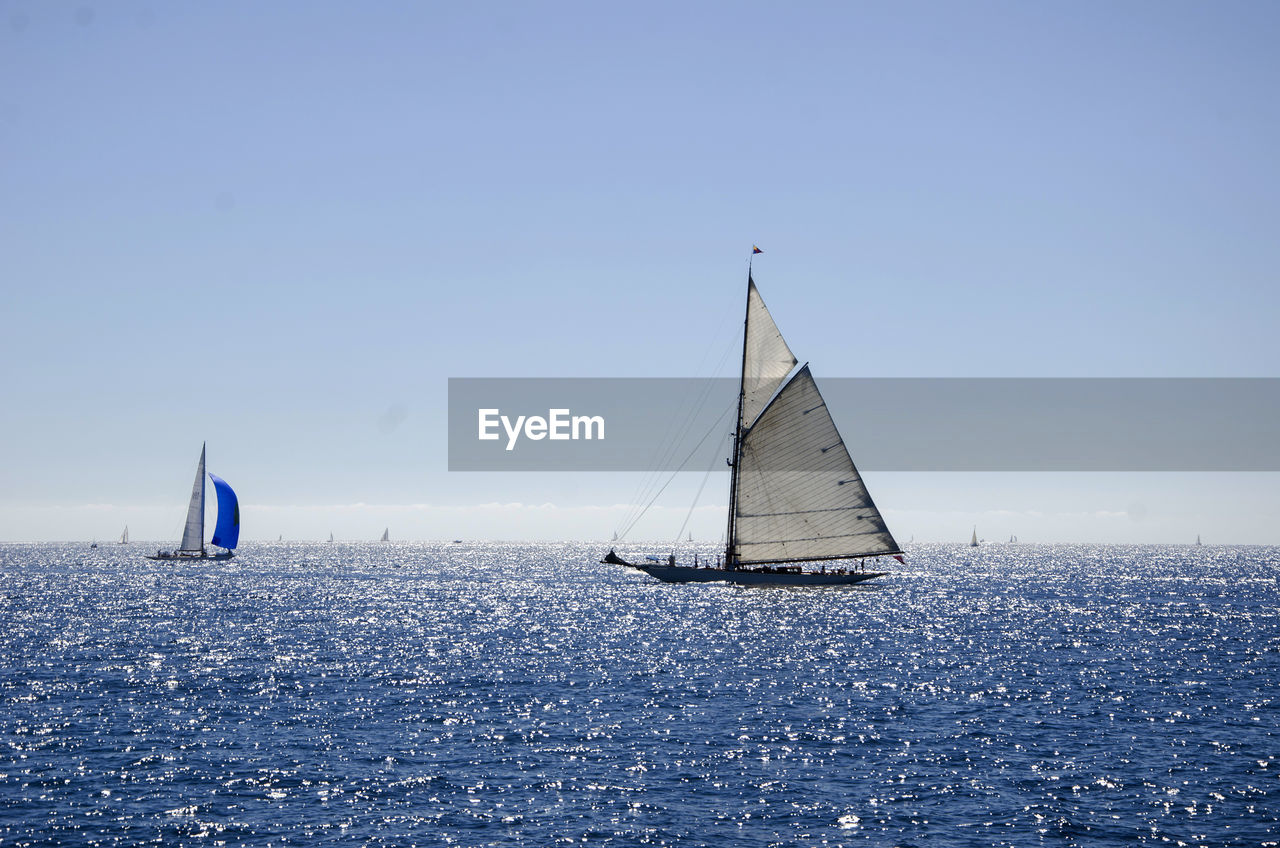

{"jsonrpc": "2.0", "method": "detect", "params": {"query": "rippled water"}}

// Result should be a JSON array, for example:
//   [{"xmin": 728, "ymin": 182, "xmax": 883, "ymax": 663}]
[{"xmin": 1, "ymin": 542, "xmax": 1277, "ymax": 846}]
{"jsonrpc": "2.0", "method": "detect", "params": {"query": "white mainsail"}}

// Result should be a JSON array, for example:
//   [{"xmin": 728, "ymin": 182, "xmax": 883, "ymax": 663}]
[
  {"xmin": 732, "ymin": 365, "xmax": 899, "ymax": 563},
  {"xmin": 740, "ymin": 280, "xmax": 798, "ymax": 429},
  {"xmin": 970, "ymin": 527, "xmax": 979, "ymax": 547},
  {"xmin": 179, "ymin": 444, "xmax": 206, "ymax": 553},
  {"xmin": 120, "ymin": 525, "xmax": 128, "ymax": 544},
  {"xmin": 381, "ymin": 527, "xmax": 390, "ymax": 542}
]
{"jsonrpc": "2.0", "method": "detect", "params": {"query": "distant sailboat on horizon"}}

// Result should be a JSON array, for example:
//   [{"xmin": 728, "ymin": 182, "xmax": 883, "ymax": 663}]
[
  {"xmin": 119, "ymin": 526, "xmax": 129, "ymax": 545},
  {"xmin": 147, "ymin": 443, "xmax": 239, "ymax": 561},
  {"xmin": 970, "ymin": 527, "xmax": 979, "ymax": 547},
  {"xmin": 1196, "ymin": 534, "xmax": 1202, "ymax": 546},
  {"xmin": 328, "ymin": 532, "xmax": 334, "ymax": 543},
  {"xmin": 380, "ymin": 528, "xmax": 390, "ymax": 542}
]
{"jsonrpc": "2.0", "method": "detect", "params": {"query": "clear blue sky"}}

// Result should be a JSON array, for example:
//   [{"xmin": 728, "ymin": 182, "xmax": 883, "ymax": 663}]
[{"xmin": 3, "ymin": 1, "xmax": 1277, "ymax": 543}]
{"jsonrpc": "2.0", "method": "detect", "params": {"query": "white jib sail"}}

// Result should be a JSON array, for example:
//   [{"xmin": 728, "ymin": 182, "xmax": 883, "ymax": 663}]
[
  {"xmin": 180, "ymin": 444, "xmax": 206, "ymax": 552},
  {"xmin": 740, "ymin": 279, "xmax": 798, "ymax": 429},
  {"xmin": 733, "ymin": 366, "xmax": 900, "ymax": 563}
]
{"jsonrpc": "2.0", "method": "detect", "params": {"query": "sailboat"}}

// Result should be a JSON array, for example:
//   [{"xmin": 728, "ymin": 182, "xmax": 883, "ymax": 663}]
[
  {"xmin": 146, "ymin": 443, "xmax": 239, "ymax": 561},
  {"xmin": 328, "ymin": 532, "xmax": 334, "ymax": 543},
  {"xmin": 970, "ymin": 527, "xmax": 979, "ymax": 547},
  {"xmin": 603, "ymin": 266, "xmax": 903, "ymax": 586},
  {"xmin": 119, "ymin": 525, "xmax": 129, "ymax": 545},
  {"xmin": 1196, "ymin": 534, "xmax": 1202, "ymax": 546},
  {"xmin": 380, "ymin": 528, "xmax": 390, "ymax": 542}
]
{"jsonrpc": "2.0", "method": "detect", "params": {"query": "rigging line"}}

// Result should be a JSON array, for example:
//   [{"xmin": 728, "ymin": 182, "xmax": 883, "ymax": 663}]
[
  {"xmin": 615, "ymin": 343, "xmax": 730, "ymax": 536},
  {"xmin": 612, "ymin": 279, "xmax": 740, "ymax": 539},
  {"xmin": 618, "ymin": 396, "xmax": 731, "ymax": 541},
  {"xmin": 674, "ymin": 428, "xmax": 729, "ymax": 548},
  {"xmin": 614, "ymin": 279, "xmax": 742, "ymax": 537},
  {"xmin": 618, "ymin": 402, "xmax": 733, "ymax": 541},
  {"xmin": 614, "ymin": 367, "xmax": 722, "ymax": 538},
  {"xmin": 619, "ymin": 405, "xmax": 730, "ymax": 542},
  {"xmin": 612, "ymin": 333, "xmax": 739, "ymax": 540},
  {"xmin": 639, "ymin": 332, "xmax": 737, "ymax": 489},
  {"xmin": 616, "ymin": 380, "xmax": 731, "ymax": 542}
]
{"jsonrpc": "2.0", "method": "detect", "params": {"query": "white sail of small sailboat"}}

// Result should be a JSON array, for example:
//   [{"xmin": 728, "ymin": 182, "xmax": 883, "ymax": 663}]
[
  {"xmin": 328, "ymin": 532, "xmax": 334, "ymax": 543},
  {"xmin": 119, "ymin": 526, "xmax": 129, "ymax": 544},
  {"xmin": 970, "ymin": 527, "xmax": 979, "ymax": 547},
  {"xmin": 1196, "ymin": 534, "xmax": 1202, "ymax": 546},
  {"xmin": 603, "ymin": 260, "xmax": 903, "ymax": 586},
  {"xmin": 380, "ymin": 527, "xmax": 390, "ymax": 542},
  {"xmin": 146, "ymin": 443, "xmax": 239, "ymax": 561}
]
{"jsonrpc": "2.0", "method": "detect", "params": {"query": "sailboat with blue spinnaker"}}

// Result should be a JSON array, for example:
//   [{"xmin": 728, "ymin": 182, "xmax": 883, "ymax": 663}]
[{"xmin": 147, "ymin": 443, "xmax": 239, "ymax": 560}]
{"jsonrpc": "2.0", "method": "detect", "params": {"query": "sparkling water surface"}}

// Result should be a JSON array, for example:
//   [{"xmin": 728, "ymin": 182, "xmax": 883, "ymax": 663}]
[{"xmin": 1, "ymin": 542, "xmax": 1277, "ymax": 846}]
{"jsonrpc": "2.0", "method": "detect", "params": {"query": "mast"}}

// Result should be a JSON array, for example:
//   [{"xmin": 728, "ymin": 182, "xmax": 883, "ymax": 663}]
[{"xmin": 725, "ymin": 270, "xmax": 752, "ymax": 569}]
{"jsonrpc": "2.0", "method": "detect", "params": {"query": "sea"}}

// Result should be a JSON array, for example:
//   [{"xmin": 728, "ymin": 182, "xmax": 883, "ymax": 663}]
[{"xmin": 1, "ymin": 542, "xmax": 1276, "ymax": 847}]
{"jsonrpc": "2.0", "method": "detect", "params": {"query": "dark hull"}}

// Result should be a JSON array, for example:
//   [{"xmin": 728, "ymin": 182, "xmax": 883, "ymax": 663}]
[
  {"xmin": 145, "ymin": 551, "xmax": 235, "ymax": 561},
  {"xmin": 636, "ymin": 564, "xmax": 885, "ymax": 586}
]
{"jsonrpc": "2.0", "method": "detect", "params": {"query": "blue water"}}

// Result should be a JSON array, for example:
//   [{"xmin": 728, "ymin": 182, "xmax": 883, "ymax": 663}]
[{"xmin": 1, "ymin": 542, "xmax": 1277, "ymax": 846}]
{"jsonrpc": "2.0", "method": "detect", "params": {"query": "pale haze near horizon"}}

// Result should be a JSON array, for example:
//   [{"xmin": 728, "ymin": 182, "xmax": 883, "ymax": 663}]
[{"xmin": 2, "ymin": 2, "xmax": 1277, "ymax": 545}]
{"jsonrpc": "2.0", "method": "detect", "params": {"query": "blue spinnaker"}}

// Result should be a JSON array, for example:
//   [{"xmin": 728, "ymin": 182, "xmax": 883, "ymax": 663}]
[{"xmin": 208, "ymin": 473, "xmax": 240, "ymax": 550}]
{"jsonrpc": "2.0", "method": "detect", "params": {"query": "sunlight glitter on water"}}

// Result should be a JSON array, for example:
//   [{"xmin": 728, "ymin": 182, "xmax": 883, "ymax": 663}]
[{"xmin": 0, "ymin": 541, "xmax": 1277, "ymax": 846}]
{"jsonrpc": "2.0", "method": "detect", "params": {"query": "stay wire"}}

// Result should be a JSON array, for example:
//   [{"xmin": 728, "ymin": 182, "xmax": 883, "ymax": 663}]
[{"xmin": 617, "ymin": 402, "xmax": 733, "ymax": 541}]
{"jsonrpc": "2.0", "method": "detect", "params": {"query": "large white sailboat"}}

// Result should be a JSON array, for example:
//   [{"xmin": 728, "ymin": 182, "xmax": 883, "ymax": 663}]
[
  {"xmin": 603, "ymin": 263, "xmax": 904, "ymax": 586},
  {"xmin": 147, "ymin": 443, "xmax": 239, "ymax": 561}
]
